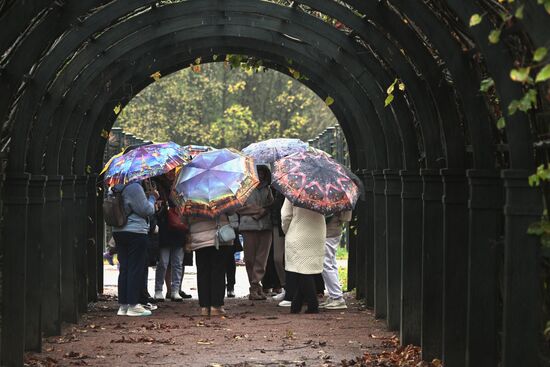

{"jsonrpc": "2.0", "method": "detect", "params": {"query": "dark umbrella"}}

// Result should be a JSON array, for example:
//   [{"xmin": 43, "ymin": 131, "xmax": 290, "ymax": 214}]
[{"xmin": 271, "ymin": 151, "xmax": 359, "ymax": 215}]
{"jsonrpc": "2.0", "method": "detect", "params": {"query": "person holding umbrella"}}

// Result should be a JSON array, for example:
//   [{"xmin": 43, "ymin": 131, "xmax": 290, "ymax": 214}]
[
  {"xmin": 103, "ymin": 142, "xmax": 188, "ymax": 316},
  {"xmin": 111, "ymin": 180, "xmax": 159, "ymax": 316},
  {"xmin": 272, "ymin": 151, "xmax": 359, "ymax": 313},
  {"xmin": 237, "ymin": 165, "xmax": 274, "ymax": 300},
  {"xmin": 175, "ymin": 149, "xmax": 260, "ymax": 316}
]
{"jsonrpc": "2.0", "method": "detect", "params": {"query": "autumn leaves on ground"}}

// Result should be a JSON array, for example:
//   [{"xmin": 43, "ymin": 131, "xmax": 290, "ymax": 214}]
[{"xmin": 24, "ymin": 294, "xmax": 443, "ymax": 367}]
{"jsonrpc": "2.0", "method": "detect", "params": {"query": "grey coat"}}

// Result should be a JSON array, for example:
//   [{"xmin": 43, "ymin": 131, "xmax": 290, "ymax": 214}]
[
  {"xmin": 237, "ymin": 185, "xmax": 274, "ymax": 231},
  {"xmin": 111, "ymin": 182, "xmax": 156, "ymax": 234}
]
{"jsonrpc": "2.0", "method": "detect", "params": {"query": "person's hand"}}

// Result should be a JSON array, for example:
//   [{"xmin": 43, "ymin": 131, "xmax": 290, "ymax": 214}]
[{"xmin": 151, "ymin": 189, "xmax": 160, "ymax": 200}]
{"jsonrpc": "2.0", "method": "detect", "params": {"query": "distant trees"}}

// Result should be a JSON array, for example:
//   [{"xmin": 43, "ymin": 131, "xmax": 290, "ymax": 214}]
[{"xmin": 115, "ymin": 62, "xmax": 338, "ymax": 149}]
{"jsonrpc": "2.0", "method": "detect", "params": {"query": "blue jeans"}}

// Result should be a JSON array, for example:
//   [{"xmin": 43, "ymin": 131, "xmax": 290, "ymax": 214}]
[
  {"xmin": 155, "ymin": 247, "xmax": 184, "ymax": 294},
  {"xmin": 113, "ymin": 232, "xmax": 148, "ymax": 305}
]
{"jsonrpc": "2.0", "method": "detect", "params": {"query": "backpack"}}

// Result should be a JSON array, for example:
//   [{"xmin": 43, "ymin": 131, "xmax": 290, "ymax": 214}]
[{"xmin": 103, "ymin": 186, "xmax": 128, "ymax": 227}]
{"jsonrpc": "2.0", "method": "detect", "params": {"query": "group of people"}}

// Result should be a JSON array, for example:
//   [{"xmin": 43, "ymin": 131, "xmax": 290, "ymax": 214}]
[{"xmin": 110, "ymin": 164, "xmax": 351, "ymax": 317}]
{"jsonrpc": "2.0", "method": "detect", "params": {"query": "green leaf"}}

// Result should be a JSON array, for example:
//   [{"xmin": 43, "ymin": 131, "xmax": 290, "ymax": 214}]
[
  {"xmin": 508, "ymin": 99, "xmax": 520, "ymax": 115},
  {"xmin": 528, "ymin": 221, "xmax": 544, "ymax": 235},
  {"xmin": 480, "ymin": 77, "xmax": 495, "ymax": 92},
  {"xmin": 212, "ymin": 54, "xmax": 218, "ymax": 61},
  {"xmin": 496, "ymin": 117, "xmax": 506, "ymax": 129},
  {"xmin": 386, "ymin": 78, "xmax": 398, "ymax": 94},
  {"xmin": 533, "ymin": 47, "xmax": 548, "ymax": 62},
  {"xmin": 325, "ymin": 96, "xmax": 334, "ymax": 106},
  {"xmin": 517, "ymin": 89, "xmax": 538, "ymax": 112},
  {"xmin": 488, "ymin": 29, "xmax": 501, "ymax": 44},
  {"xmin": 529, "ymin": 174, "xmax": 540, "ymax": 187},
  {"xmin": 535, "ymin": 64, "xmax": 550, "ymax": 82},
  {"xmin": 514, "ymin": 4, "xmax": 524, "ymax": 19},
  {"xmin": 510, "ymin": 67, "xmax": 531, "ymax": 82},
  {"xmin": 469, "ymin": 13, "xmax": 483, "ymax": 27},
  {"xmin": 384, "ymin": 94, "xmax": 394, "ymax": 107}
]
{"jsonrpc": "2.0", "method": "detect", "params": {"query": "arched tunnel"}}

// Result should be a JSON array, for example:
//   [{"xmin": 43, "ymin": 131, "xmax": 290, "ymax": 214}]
[{"xmin": 0, "ymin": 1, "xmax": 548, "ymax": 366}]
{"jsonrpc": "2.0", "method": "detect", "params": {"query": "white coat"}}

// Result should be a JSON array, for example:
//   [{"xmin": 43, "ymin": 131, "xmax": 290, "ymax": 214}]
[{"xmin": 281, "ymin": 198, "xmax": 326, "ymax": 274}]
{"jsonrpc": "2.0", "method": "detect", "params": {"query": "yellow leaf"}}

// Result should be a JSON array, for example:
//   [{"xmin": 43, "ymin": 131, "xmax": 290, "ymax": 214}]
[
  {"xmin": 100, "ymin": 129, "xmax": 109, "ymax": 139},
  {"xmin": 325, "ymin": 96, "xmax": 334, "ymax": 106},
  {"xmin": 150, "ymin": 71, "xmax": 161, "ymax": 81},
  {"xmin": 195, "ymin": 57, "xmax": 202, "ymax": 65},
  {"xmin": 469, "ymin": 13, "xmax": 483, "ymax": 27},
  {"xmin": 113, "ymin": 103, "xmax": 121, "ymax": 115},
  {"xmin": 398, "ymin": 82, "xmax": 405, "ymax": 91},
  {"xmin": 384, "ymin": 93, "xmax": 394, "ymax": 107}
]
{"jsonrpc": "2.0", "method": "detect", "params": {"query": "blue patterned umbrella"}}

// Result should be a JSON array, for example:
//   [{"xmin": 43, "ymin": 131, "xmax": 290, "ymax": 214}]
[
  {"xmin": 242, "ymin": 138, "xmax": 308, "ymax": 164},
  {"xmin": 103, "ymin": 142, "xmax": 188, "ymax": 186},
  {"xmin": 174, "ymin": 149, "xmax": 259, "ymax": 218}
]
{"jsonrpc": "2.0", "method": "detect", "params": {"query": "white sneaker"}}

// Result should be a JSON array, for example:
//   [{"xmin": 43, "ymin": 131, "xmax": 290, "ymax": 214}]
[
  {"xmin": 323, "ymin": 298, "xmax": 347, "ymax": 310},
  {"xmin": 154, "ymin": 291, "xmax": 165, "ymax": 301},
  {"xmin": 117, "ymin": 304, "xmax": 128, "ymax": 316},
  {"xmin": 319, "ymin": 298, "xmax": 331, "ymax": 308},
  {"xmin": 127, "ymin": 304, "xmax": 152, "ymax": 316},
  {"xmin": 278, "ymin": 300, "xmax": 291, "ymax": 307},
  {"xmin": 143, "ymin": 302, "xmax": 158, "ymax": 311},
  {"xmin": 272, "ymin": 289, "xmax": 286, "ymax": 302}
]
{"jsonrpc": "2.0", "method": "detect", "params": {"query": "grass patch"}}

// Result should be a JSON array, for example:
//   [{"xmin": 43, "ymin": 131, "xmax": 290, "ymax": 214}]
[
  {"xmin": 336, "ymin": 246, "xmax": 348, "ymax": 260},
  {"xmin": 338, "ymin": 265, "xmax": 348, "ymax": 292}
]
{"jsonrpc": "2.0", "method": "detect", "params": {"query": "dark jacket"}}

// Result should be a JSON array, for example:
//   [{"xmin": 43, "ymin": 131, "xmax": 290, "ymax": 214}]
[
  {"xmin": 270, "ymin": 188, "xmax": 285, "ymax": 236},
  {"xmin": 156, "ymin": 205, "xmax": 186, "ymax": 248}
]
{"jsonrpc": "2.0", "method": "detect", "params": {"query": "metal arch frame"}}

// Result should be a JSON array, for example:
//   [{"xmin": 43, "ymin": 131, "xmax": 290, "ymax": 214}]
[
  {"xmin": 18, "ymin": 2, "xmax": 410, "ymax": 173},
  {"xmin": 9, "ymin": 0, "xmax": 422, "ymax": 175}
]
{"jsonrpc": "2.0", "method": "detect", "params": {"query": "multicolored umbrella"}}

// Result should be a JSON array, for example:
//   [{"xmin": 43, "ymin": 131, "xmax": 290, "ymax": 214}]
[
  {"xmin": 242, "ymin": 138, "xmax": 308, "ymax": 164},
  {"xmin": 271, "ymin": 151, "xmax": 359, "ymax": 215},
  {"xmin": 182, "ymin": 145, "xmax": 216, "ymax": 159},
  {"xmin": 174, "ymin": 148, "xmax": 259, "ymax": 218},
  {"xmin": 104, "ymin": 142, "xmax": 189, "ymax": 187}
]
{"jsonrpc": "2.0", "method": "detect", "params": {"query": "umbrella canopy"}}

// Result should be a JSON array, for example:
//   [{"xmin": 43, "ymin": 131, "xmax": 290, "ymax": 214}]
[
  {"xmin": 99, "ymin": 141, "xmax": 154, "ymax": 177},
  {"xmin": 272, "ymin": 151, "xmax": 359, "ymax": 215},
  {"xmin": 242, "ymin": 138, "xmax": 308, "ymax": 164},
  {"xmin": 174, "ymin": 148, "xmax": 259, "ymax": 218},
  {"xmin": 182, "ymin": 144, "xmax": 217, "ymax": 159},
  {"xmin": 104, "ymin": 142, "xmax": 188, "ymax": 187}
]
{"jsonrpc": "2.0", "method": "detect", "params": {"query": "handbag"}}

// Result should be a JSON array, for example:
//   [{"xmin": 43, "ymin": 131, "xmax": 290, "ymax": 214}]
[
  {"xmin": 167, "ymin": 207, "xmax": 188, "ymax": 233},
  {"xmin": 214, "ymin": 215, "xmax": 236, "ymax": 249}
]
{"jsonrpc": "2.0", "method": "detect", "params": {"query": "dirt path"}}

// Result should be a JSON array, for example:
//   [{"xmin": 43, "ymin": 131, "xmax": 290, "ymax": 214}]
[{"xmin": 25, "ymin": 294, "xmax": 395, "ymax": 367}]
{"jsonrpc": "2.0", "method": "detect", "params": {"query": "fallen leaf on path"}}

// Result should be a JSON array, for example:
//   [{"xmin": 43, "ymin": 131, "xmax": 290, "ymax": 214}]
[{"xmin": 63, "ymin": 351, "xmax": 88, "ymax": 359}]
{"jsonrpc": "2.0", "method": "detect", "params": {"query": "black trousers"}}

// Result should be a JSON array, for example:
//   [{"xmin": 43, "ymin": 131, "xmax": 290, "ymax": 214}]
[
  {"xmin": 262, "ymin": 240, "xmax": 281, "ymax": 290},
  {"xmin": 284, "ymin": 270, "xmax": 297, "ymax": 301},
  {"xmin": 113, "ymin": 232, "xmax": 148, "ymax": 305},
  {"xmin": 288, "ymin": 271, "xmax": 319, "ymax": 312},
  {"xmin": 225, "ymin": 245, "xmax": 236, "ymax": 291},
  {"xmin": 196, "ymin": 246, "xmax": 230, "ymax": 307}
]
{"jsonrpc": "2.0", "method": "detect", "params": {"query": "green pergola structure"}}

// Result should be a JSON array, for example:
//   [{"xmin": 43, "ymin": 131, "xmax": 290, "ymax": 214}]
[{"xmin": 0, "ymin": 1, "xmax": 548, "ymax": 366}]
